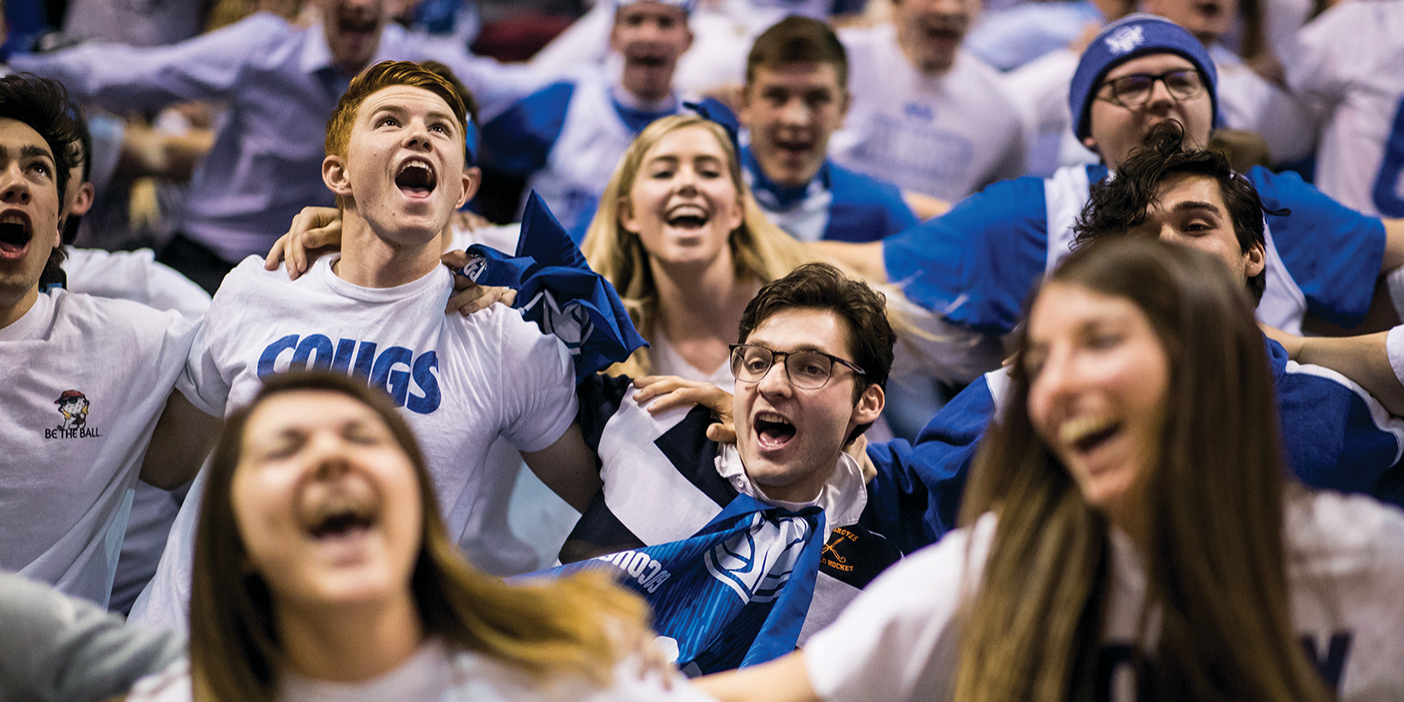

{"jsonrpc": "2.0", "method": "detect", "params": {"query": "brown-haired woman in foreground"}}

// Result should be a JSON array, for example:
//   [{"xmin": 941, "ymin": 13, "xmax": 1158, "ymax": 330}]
[
  {"xmin": 125, "ymin": 372, "xmax": 712, "ymax": 702},
  {"xmin": 697, "ymin": 239, "xmax": 1404, "ymax": 702}
]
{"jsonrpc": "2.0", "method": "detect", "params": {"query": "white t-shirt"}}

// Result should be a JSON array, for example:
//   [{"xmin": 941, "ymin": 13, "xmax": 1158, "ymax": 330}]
[
  {"xmin": 62, "ymin": 247, "xmax": 211, "ymax": 320},
  {"xmin": 648, "ymin": 334, "xmax": 735, "ymax": 392},
  {"xmin": 127, "ymin": 639, "xmax": 717, "ymax": 702},
  {"xmin": 0, "ymin": 289, "xmax": 197, "ymax": 607},
  {"xmin": 805, "ymin": 491, "xmax": 1404, "ymax": 702},
  {"xmin": 131, "ymin": 255, "xmax": 577, "ymax": 629},
  {"xmin": 831, "ymin": 24, "xmax": 1027, "ymax": 201},
  {"xmin": 1286, "ymin": 0, "xmax": 1404, "ymax": 218}
]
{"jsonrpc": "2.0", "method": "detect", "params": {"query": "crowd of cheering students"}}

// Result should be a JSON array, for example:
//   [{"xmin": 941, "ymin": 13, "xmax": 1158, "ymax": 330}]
[{"xmin": 2, "ymin": 0, "xmax": 1404, "ymax": 700}]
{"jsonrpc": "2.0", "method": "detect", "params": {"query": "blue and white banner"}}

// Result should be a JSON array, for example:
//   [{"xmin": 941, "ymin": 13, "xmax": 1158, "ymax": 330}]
[
  {"xmin": 518, "ymin": 494, "xmax": 825, "ymax": 675},
  {"xmin": 460, "ymin": 191, "xmax": 648, "ymax": 380}
]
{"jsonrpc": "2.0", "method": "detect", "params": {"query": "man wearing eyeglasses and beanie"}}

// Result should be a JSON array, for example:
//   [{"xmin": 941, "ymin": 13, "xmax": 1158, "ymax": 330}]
[
  {"xmin": 819, "ymin": 14, "xmax": 1404, "ymax": 378},
  {"xmin": 553, "ymin": 263, "xmax": 918, "ymax": 669}
]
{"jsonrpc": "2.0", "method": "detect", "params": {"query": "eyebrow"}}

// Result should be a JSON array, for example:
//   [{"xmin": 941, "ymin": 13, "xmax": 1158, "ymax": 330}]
[
  {"xmin": 0, "ymin": 144, "xmax": 55, "ymax": 162},
  {"xmin": 1169, "ymin": 200, "xmax": 1222, "ymax": 216}
]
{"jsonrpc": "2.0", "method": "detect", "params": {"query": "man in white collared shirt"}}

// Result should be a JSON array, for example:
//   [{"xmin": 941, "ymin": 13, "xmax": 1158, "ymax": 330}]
[{"xmin": 562, "ymin": 263, "xmax": 921, "ymax": 647}]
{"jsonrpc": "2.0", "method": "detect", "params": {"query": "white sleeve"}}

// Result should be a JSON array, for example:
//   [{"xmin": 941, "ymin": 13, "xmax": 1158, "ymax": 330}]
[
  {"xmin": 494, "ymin": 311, "xmax": 579, "ymax": 453},
  {"xmin": 1284, "ymin": 2, "xmax": 1361, "ymax": 101},
  {"xmin": 804, "ymin": 519, "xmax": 993, "ymax": 702},
  {"xmin": 1386, "ymin": 326, "xmax": 1404, "ymax": 386},
  {"xmin": 173, "ymin": 270, "xmax": 253, "ymax": 416}
]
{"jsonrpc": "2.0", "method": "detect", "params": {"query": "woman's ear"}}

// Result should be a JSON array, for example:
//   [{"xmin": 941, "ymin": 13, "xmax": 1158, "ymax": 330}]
[{"xmin": 617, "ymin": 197, "xmax": 638, "ymax": 234}]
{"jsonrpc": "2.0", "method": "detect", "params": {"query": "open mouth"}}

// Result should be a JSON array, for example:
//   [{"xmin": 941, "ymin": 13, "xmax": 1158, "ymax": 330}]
[
  {"xmin": 665, "ymin": 205, "xmax": 709, "ymax": 230},
  {"xmin": 1059, "ymin": 415, "xmax": 1122, "ymax": 455},
  {"xmin": 305, "ymin": 497, "xmax": 377, "ymax": 541},
  {"xmin": 630, "ymin": 53, "xmax": 667, "ymax": 68},
  {"xmin": 396, "ymin": 159, "xmax": 436, "ymax": 197},
  {"xmin": 754, "ymin": 412, "xmax": 797, "ymax": 449},
  {"xmin": 774, "ymin": 138, "xmax": 815, "ymax": 157},
  {"xmin": 338, "ymin": 13, "xmax": 379, "ymax": 35},
  {"xmin": 0, "ymin": 213, "xmax": 32, "ymax": 256}
]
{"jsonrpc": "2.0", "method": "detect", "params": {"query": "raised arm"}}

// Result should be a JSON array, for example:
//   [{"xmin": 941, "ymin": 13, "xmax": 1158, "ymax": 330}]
[{"xmin": 7, "ymin": 12, "xmax": 284, "ymax": 111}]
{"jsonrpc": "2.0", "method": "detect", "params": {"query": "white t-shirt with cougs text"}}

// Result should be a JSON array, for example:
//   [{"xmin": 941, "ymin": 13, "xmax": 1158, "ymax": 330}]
[
  {"xmin": 0, "ymin": 289, "xmax": 197, "ymax": 607},
  {"xmin": 130, "ymin": 255, "xmax": 577, "ymax": 630},
  {"xmin": 805, "ymin": 491, "xmax": 1404, "ymax": 702}
]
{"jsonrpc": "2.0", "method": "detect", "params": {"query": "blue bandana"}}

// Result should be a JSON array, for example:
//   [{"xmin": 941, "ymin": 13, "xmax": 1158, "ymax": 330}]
[
  {"xmin": 459, "ymin": 192, "xmax": 647, "ymax": 380},
  {"xmin": 742, "ymin": 145, "xmax": 827, "ymax": 211},
  {"xmin": 519, "ymin": 494, "xmax": 826, "ymax": 675}
]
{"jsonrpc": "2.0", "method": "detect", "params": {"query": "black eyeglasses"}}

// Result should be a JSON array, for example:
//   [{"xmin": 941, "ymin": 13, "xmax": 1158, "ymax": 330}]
[
  {"xmin": 1097, "ymin": 69, "xmax": 1205, "ymax": 108},
  {"xmin": 729, "ymin": 344, "xmax": 866, "ymax": 390}
]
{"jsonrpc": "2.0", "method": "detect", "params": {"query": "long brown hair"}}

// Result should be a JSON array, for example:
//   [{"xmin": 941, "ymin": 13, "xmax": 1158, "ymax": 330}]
[
  {"xmin": 189, "ymin": 371, "xmax": 649, "ymax": 702},
  {"xmin": 579, "ymin": 114, "xmax": 812, "ymax": 377},
  {"xmin": 955, "ymin": 239, "xmax": 1330, "ymax": 702}
]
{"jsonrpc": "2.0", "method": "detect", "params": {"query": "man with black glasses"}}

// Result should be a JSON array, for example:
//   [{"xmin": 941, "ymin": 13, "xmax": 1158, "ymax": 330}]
[{"xmin": 550, "ymin": 263, "xmax": 927, "ymax": 674}]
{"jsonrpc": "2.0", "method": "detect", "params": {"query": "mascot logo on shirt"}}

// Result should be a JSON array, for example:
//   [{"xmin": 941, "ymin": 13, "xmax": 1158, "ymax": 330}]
[
  {"xmin": 46, "ymin": 390, "xmax": 101, "ymax": 439},
  {"xmin": 1105, "ymin": 25, "xmax": 1145, "ymax": 54},
  {"xmin": 704, "ymin": 513, "xmax": 812, "ymax": 604},
  {"xmin": 522, "ymin": 289, "xmax": 594, "ymax": 359}
]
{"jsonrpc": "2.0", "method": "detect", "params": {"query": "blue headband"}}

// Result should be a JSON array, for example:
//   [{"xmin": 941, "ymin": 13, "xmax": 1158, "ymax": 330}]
[
  {"xmin": 614, "ymin": 0, "xmax": 697, "ymax": 14},
  {"xmin": 1068, "ymin": 14, "xmax": 1219, "ymax": 142}
]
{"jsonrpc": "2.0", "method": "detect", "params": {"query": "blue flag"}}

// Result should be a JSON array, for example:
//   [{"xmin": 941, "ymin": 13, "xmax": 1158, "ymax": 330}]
[
  {"xmin": 459, "ymin": 192, "xmax": 648, "ymax": 380},
  {"xmin": 515, "ymin": 495, "xmax": 826, "ymax": 675}
]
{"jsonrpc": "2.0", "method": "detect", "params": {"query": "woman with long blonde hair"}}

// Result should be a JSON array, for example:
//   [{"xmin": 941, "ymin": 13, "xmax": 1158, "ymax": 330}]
[
  {"xmin": 579, "ymin": 114, "xmax": 811, "ymax": 385},
  {"xmin": 125, "ymin": 371, "xmax": 712, "ymax": 702}
]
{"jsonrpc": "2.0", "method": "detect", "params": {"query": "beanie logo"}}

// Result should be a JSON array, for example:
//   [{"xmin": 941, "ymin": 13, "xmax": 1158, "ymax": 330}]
[{"xmin": 1105, "ymin": 25, "xmax": 1145, "ymax": 54}]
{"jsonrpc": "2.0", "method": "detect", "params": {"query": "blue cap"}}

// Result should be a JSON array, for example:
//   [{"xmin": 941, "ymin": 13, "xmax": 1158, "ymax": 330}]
[
  {"xmin": 1068, "ymin": 14, "xmax": 1218, "ymax": 142},
  {"xmin": 614, "ymin": 0, "xmax": 697, "ymax": 14}
]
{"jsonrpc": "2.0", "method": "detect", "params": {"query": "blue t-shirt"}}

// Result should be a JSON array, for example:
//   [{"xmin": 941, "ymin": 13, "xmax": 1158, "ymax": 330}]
[{"xmin": 884, "ymin": 164, "xmax": 1387, "ymax": 336}]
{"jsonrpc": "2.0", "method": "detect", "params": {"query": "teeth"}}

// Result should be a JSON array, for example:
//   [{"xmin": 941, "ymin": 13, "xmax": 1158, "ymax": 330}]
[
  {"xmin": 756, "ymin": 412, "xmax": 791, "ymax": 425},
  {"xmin": 0, "ymin": 214, "xmax": 25, "ymax": 225},
  {"xmin": 1059, "ymin": 415, "xmax": 1117, "ymax": 447}
]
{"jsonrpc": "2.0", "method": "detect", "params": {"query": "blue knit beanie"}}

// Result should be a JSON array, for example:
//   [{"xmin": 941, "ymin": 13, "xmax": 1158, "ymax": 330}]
[
  {"xmin": 1069, "ymin": 14, "xmax": 1218, "ymax": 142},
  {"xmin": 614, "ymin": 0, "xmax": 698, "ymax": 14}
]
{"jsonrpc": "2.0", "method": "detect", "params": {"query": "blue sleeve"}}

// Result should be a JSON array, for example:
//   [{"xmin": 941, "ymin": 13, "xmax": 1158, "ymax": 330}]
[
  {"xmin": 860, "ymin": 375, "xmax": 995, "ymax": 554},
  {"xmin": 1271, "ymin": 341, "xmax": 1404, "ymax": 508},
  {"xmin": 823, "ymin": 163, "xmax": 919, "ymax": 243},
  {"xmin": 6, "ymin": 13, "xmax": 284, "ymax": 110},
  {"xmin": 480, "ymin": 81, "xmax": 574, "ymax": 177},
  {"xmin": 881, "ymin": 176, "xmax": 1049, "ymax": 335},
  {"xmin": 1250, "ymin": 166, "xmax": 1386, "ymax": 328}
]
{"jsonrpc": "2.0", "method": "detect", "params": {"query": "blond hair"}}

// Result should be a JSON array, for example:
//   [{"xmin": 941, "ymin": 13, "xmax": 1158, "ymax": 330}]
[{"xmin": 579, "ymin": 115, "xmax": 817, "ymax": 377}]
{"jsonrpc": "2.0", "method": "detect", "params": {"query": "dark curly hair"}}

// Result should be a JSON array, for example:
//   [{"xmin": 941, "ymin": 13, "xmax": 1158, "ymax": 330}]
[
  {"xmin": 737, "ymin": 262, "xmax": 895, "ymax": 444},
  {"xmin": 1072, "ymin": 122, "xmax": 1283, "ymax": 304},
  {"xmin": 0, "ymin": 73, "xmax": 84, "ymax": 288}
]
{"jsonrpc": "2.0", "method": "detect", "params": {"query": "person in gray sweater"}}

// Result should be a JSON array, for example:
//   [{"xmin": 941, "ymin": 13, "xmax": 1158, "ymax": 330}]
[{"xmin": 0, "ymin": 572, "xmax": 183, "ymax": 702}]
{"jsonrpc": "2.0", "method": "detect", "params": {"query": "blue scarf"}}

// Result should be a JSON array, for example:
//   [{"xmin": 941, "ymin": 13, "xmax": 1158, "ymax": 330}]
[
  {"xmin": 742, "ymin": 146, "xmax": 828, "ymax": 211},
  {"xmin": 520, "ymin": 494, "xmax": 826, "ymax": 674}
]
